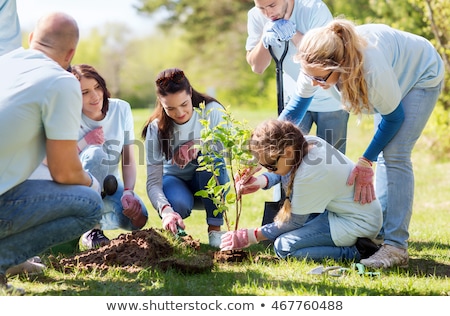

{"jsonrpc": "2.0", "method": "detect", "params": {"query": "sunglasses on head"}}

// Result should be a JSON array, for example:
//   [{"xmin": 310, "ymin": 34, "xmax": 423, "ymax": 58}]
[
  {"xmin": 303, "ymin": 70, "xmax": 333, "ymax": 84},
  {"xmin": 156, "ymin": 70, "xmax": 185, "ymax": 88},
  {"xmin": 259, "ymin": 155, "xmax": 281, "ymax": 172}
]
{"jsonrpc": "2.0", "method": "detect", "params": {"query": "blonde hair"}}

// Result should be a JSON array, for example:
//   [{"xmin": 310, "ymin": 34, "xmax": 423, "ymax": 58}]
[
  {"xmin": 250, "ymin": 120, "xmax": 309, "ymax": 225},
  {"xmin": 295, "ymin": 18, "xmax": 369, "ymax": 116}
]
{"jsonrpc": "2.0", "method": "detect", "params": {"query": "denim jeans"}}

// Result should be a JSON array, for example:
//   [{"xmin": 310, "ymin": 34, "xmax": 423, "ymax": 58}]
[
  {"xmin": 0, "ymin": 180, "xmax": 102, "ymax": 274},
  {"xmin": 299, "ymin": 109, "xmax": 349, "ymax": 154},
  {"xmin": 81, "ymin": 145, "xmax": 148, "ymax": 231},
  {"xmin": 263, "ymin": 212, "xmax": 359, "ymax": 261},
  {"xmin": 374, "ymin": 83, "xmax": 443, "ymax": 249},
  {"xmin": 162, "ymin": 157, "xmax": 229, "ymax": 227}
]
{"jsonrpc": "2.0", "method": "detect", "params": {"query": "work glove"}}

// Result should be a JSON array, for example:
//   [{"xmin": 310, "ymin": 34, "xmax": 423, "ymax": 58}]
[
  {"xmin": 172, "ymin": 140, "xmax": 199, "ymax": 169},
  {"xmin": 78, "ymin": 127, "xmax": 104, "ymax": 152},
  {"xmin": 121, "ymin": 190, "xmax": 142, "ymax": 219},
  {"xmin": 262, "ymin": 28, "xmax": 282, "ymax": 49},
  {"xmin": 220, "ymin": 228, "xmax": 258, "ymax": 251},
  {"xmin": 347, "ymin": 157, "xmax": 376, "ymax": 204},
  {"xmin": 235, "ymin": 169, "xmax": 267, "ymax": 199},
  {"xmin": 161, "ymin": 207, "xmax": 186, "ymax": 235},
  {"xmin": 271, "ymin": 19, "xmax": 296, "ymax": 41}
]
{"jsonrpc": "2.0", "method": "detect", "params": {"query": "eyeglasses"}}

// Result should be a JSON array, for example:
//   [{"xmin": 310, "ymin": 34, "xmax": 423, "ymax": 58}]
[
  {"xmin": 156, "ymin": 70, "xmax": 185, "ymax": 88},
  {"xmin": 303, "ymin": 70, "xmax": 333, "ymax": 84},
  {"xmin": 259, "ymin": 156, "xmax": 281, "ymax": 172}
]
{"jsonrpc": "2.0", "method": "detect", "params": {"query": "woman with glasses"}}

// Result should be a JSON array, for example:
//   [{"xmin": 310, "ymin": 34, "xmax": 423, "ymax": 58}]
[
  {"xmin": 278, "ymin": 18, "xmax": 444, "ymax": 268},
  {"xmin": 221, "ymin": 119, "xmax": 382, "ymax": 263},
  {"xmin": 141, "ymin": 68, "xmax": 229, "ymax": 247}
]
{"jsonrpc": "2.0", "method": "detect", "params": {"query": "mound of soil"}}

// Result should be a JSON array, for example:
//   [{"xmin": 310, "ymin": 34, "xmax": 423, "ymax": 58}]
[{"xmin": 54, "ymin": 228, "xmax": 259, "ymax": 274}]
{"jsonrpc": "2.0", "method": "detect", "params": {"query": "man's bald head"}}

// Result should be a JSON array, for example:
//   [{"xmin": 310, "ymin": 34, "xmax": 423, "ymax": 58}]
[{"xmin": 29, "ymin": 12, "xmax": 79, "ymax": 69}]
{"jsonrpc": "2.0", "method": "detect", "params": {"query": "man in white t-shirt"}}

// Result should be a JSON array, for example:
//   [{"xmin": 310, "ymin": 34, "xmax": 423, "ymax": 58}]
[
  {"xmin": 246, "ymin": 0, "xmax": 349, "ymax": 153},
  {"xmin": 0, "ymin": 4, "xmax": 102, "ymax": 292}
]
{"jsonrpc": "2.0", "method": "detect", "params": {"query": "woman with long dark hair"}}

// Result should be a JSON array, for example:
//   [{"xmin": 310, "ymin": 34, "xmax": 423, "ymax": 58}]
[{"xmin": 142, "ymin": 68, "xmax": 229, "ymax": 247}]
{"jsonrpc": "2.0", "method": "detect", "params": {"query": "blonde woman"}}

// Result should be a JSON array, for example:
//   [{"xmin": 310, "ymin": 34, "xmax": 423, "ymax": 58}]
[{"xmin": 278, "ymin": 18, "xmax": 444, "ymax": 268}]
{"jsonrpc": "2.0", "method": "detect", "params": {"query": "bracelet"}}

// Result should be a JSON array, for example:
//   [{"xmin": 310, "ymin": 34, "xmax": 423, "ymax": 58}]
[
  {"xmin": 124, "ymin": 188, "xmax": 132, "ymax": 191},
  {"xmin": 88, "ymin": 173, "xmax": 94, "ymax": 187},
  {"xmin": 254, "ymin": 228, "xmax": 258, "ymax": 240}
]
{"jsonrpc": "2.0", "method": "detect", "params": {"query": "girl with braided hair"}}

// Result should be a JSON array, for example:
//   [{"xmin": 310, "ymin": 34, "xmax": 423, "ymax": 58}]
[{"xmin": 220, "ymin": 119, "xmax": 382, "ymax": 262}]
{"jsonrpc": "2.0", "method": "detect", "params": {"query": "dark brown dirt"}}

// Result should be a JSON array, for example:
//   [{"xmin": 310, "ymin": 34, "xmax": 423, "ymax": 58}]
[{"xmin": 53, "ymin": 228, "xmax": 274, "ymax": 275}]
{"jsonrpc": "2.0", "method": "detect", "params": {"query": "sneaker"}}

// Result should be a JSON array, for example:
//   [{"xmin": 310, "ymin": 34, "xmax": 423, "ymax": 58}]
[
  {"xmin": 81, "ymin": 229, "xmax": 110, "ymax": 249},
  {"xmin": 208, "ymin": 230, "xmax": 226, "ymax": 248},
  {"xmin": 355, "ymin": 237, "xmax": 380, "ymax": 259},
  {"xmin": 6, "ymin": 257, "xmax": 46, "ymax": 276},
  {"xmin": 360, "ymin": 244, "xmax": 409, "ymax": 268}
]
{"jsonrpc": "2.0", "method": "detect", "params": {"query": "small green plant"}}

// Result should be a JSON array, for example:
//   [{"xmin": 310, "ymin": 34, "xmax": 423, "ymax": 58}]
[{"xmin": 194, "ymin": 103, "xmax": 256, "ymax": 231}]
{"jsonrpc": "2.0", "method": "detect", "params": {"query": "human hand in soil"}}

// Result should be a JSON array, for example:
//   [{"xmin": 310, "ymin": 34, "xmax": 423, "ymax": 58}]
[
  {"xmin": 161, "ymin": 208, "xmax": 185, "ymax": 234},
  {"xmin": 346, "ymin": 157, "xmax": 375, "ymax": 204},
  {"xmin": 220, "ymin": 228, "xmax": 258, "ymax": 251},
  {"xmin": 172, "ymin": 140, "xmax": 199, "ymax": 169}
]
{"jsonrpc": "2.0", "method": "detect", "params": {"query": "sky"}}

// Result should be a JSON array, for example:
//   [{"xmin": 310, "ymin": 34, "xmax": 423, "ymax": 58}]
[{"xmin": 16, "ymin": 0, "xmax": 163, "ymax": 37}]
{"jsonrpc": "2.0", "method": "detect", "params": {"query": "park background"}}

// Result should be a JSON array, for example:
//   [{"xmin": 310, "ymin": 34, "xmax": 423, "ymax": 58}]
[{"xmin": 6, "ymin": 0, "xmax": 449, "ymax": 296}]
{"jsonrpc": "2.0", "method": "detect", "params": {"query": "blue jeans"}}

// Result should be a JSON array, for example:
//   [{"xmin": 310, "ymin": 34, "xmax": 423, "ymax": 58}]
[
  {"xmin": 262, "ymin": 212, "xmax": 359, "ymax": 261},
  {"xmin": 0, "ymin": 180, "xmax": 102, "ymax": 274},
  {"xmin": 162, "ymin": 157, "xmax": 229, "ymax": 227},
  {"xmin": 81, "ymin": 145, "xmax": 148, "ymax": 231},
  {"xmin": 374, "ymin": 83, "xmax": 443, "ymax": 249},
  {"xmin": 299, "ymin": 110, "xmax": 349, "ymax": 154}
]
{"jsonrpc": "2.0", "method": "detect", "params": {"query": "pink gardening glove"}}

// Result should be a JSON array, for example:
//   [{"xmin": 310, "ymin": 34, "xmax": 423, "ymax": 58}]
[
  {"xmin": 347, "ymin": 157, "xmax": 375, "ymax": 204},
  {"xmin": 172, "ymin": 140, "xmax": 199, "ymax": 168},
  {"xmin": 121, "ymin": 190, "xmax": 142, "ymax": 219},
  {"xmin": 220, "ymin": 228, "xmax": 258, "ymax": 251},
  {"xmin": 78, "ymin": 127, "xmax": 105, "ymax": 153},
  {"xmin": 85, "ymin": 127, "xmax": 104, "ymax": 145},
  {"xmin": 161, "ymin": 207, "xmax": 185, "ymax": 234},
  {"xmin": 234, "ymin": 166, "xmax": 265, "ymax": 199}
]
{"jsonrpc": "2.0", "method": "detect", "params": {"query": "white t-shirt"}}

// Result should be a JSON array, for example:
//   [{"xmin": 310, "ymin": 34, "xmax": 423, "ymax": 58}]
[
  {"xmin": 80, "ymin": 98, "xmax": 135, "ymax": 177},
  {"xmin": 246, "ymin": 0, "xmax": 342, "ymax": 112},
  {"xmin": 0, "ymin": 48, "xmax": 82, "ymax": 195},
  {"xmin": 145, "ymin": 101, "xmax": 225, "ymax": 210},
  {"xmin": 291, "ymin": 136, "xmax": 382, "ymax": 246}
]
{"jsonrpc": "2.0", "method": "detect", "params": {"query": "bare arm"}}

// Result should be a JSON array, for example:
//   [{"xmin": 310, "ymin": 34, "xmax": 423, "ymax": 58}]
[
  {"xmin": 246, "ymin": 42, "xmax": 272, "ymax": 74},
  {"xmin": 246, "ymin": 30, "xmax": 303, "ymax": 74},
  {"xmin": 121, "ymin": 144, "xmax": 137, "ymax": 190},
  {"xmin": 46, "ymin": 139, "xmax": 91, "ymax": 186}
]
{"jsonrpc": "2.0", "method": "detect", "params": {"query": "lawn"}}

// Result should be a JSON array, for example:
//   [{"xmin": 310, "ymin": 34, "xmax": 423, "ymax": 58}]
[{"xmin": 2, "ymin": 107, "xmax": 449, "ymax": 297}]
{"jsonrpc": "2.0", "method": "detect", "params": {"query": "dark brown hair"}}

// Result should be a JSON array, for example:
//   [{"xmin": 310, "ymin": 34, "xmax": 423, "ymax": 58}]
[
  {"xmin": 141, "ymin": 68, "xmax": 221, "ymax": 160},
  {"xmin": 71, "ymin": 64, "xmax": 111, "ymax": 116}
]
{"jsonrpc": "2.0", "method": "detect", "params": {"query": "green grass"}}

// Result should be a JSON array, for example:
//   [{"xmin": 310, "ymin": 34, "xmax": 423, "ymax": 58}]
[{"xmin": 3, "ymin": 108, "xmax": 449, "ymax": 296}]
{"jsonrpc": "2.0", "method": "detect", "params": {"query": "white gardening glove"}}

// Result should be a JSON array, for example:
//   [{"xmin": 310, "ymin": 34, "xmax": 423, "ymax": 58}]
[{"xmin": 271, "ymin": 19, "xmax": 296, "ymax": 41}]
